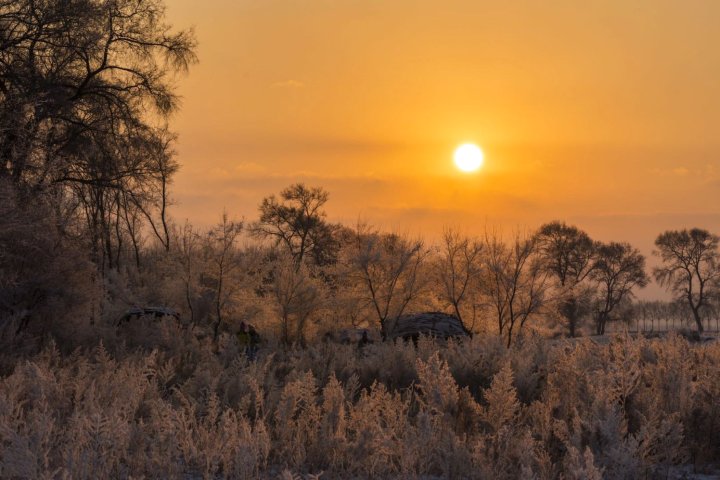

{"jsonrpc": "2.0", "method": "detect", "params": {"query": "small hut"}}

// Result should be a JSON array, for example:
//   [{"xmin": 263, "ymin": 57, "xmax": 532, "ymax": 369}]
[{"xmin": 385, "ymin": 312, "xmax": 470, "ymax": 341}]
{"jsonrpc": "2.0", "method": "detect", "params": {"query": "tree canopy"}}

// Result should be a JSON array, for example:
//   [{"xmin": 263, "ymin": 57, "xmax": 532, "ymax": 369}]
[
  {"xmin": 535, "ymin": 221, "xmax": 597, "ymax": 337},
  {"xmin": 590, "ymin": 242, "xmax": 649, "ymax": 335},
  {"xmin": 653, "ymin": 228, "xmax": 720, "ymax": 332},
  {"xmin": 252, "ymin": 183, "xmax": 339, "ymax": 267},
  {"xmin": 0, "ymin": 0, "xmax": 196, "ymax": 269}
]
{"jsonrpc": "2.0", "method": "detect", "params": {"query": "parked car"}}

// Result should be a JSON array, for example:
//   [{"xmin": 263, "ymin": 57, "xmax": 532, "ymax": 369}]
[{"xmin": 117, "ymin": 306, "xmax": 180, "ymax": 326}]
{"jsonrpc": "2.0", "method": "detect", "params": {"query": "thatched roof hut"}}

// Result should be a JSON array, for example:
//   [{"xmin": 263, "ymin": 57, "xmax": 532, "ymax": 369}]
[{"xmin": 385, "ymin": 312, "xmax": 470, "ymax": 341}]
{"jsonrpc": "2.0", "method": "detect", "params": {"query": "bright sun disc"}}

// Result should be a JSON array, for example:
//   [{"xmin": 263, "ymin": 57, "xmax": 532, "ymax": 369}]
[
  {"xmin": 454, "ymin": 143, "xmax": 485, "ymax": 172},
  {"xmin": 454, "ymin": 143, "xmax": 484, "ymax": 172}
]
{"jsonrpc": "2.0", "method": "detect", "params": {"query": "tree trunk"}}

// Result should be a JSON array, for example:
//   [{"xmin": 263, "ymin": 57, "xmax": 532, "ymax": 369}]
[
  {"xmin": 281, "ymin": 313, "xmax": 290, "ymax": 347},
  {"xmin": 185, "ymin": 282, "xmax": 195, "ymax": 325},
  {"xmin": 691, "ymin": 307, "xmax": 705, "ymax": 333},
  {"xmin": 595, "ymin": 313, "xmax": 605, "ymax": 335}
]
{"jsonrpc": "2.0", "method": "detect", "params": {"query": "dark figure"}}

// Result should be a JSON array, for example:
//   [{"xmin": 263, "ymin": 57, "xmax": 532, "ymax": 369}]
[
  {"xmin": 358, "ymin": 330, "xmax": 371, "ymax": 351},
  {"xmin": 237, "ymin": 322, "xmax": 251, "ymax": 358},
  {"xmin": 247, "ymin": 324, "xmax": 260, "ymax": 360}
]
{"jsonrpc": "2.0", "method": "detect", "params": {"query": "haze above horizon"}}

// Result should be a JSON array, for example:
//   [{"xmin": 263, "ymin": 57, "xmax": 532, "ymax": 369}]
[{"xmin": 165, "ymin": 0, "xmax": 720, "ymax": 297}]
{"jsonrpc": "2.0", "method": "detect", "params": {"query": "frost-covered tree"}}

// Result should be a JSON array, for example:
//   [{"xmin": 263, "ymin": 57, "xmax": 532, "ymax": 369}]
[
  {"xmin": 590, "ymin": 242, "xmax": 648, "ymax": 335},
  {"xmin": 173, "ymin": 221, "xmax": 203, "ymax": 325},
  {"xmin": 434, "ymin": 229, "xmax": 483, "ymax": 334},
  {"xmin": 204, "ymin": 213, "xmax": 243, "ymax": 343},
  {"xmin": 481, "ymin": 231, "xmax": 549, "ymax": 347},
  {"xmin": 535, "ymin": 221, "xmax": 597, "ymax": 337},
  {"xmin": 348, "ymin": 224, "xmax": 428, "ymax": 337},
  {"xmin": 251, "ymin": 184, "xmax": 339, "ymax": 268},
  {"xmin": 0, "ymin": 0, "xmax": 196, "ymax": 269},
  {"xmin": 271, "ymin": 255, "xmax": 324, "ymax": 347},
  {"xmin": 0, "ymin": 181, "xmax": 96, "ymax": 339},
  {"xmin": 653, "ymin": 228, "xmax": 720, "ymax": 333}
]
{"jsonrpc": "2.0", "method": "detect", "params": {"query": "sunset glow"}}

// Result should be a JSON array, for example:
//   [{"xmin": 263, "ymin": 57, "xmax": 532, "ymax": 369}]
[{"xmin": 163, "ymin": 0, "xmax": 720, "ymax": 298}]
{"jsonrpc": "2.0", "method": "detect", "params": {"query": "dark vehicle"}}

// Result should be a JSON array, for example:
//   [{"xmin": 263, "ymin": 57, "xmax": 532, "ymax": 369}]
[{"xmin": 117, "ymin": 307, "xmax": 180, "ymax": 326}]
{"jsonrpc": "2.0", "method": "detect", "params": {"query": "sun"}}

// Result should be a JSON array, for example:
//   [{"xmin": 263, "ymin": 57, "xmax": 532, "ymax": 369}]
[{"xmin": 454, "ymin": 143, "xmax": 484, "ymax": 172}]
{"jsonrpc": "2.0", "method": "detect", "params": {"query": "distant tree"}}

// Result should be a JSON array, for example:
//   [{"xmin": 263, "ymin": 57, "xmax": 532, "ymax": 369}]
[
  {"xmin": 434, "ymin": 229, "xmax": 483, "ymax": 334},
  {"xmin": 635, "ymin": 299, "xmax": 698, "ymax": 332},
  {"xmin": 590, "ymin": 242, "xmax": 649, "ymax": 335},
  {"xmin": 653, "ymin": 228, "xmax": 720, "ymax": 333},
  {"xmin": 320, "ymin": 225, "xmax": 376, "ymax": 329},
  {"xmin": 349, "ymin": 224, "xmax": 428, "ymax": 338},
  {"xmin": 204, "ymin": 213, "xmax": 243, "ymax": 344},
  {"xmin": 174, "ymin": 221, "xmax": 202, "ymax": 325},
  {"xmin": 251, "ymin": 184, "xmax": 338, "ymax": 268},
  {"xmin": 535, "ymin": 221, "xmax": 597, "ymax": 337},
  {"xmin": 271, "ymin": 255, "xmax": 324, "ymax": 347},
  {"xmin": 481, "ymin": 231, "xmax": 549, "ymax": 347}
]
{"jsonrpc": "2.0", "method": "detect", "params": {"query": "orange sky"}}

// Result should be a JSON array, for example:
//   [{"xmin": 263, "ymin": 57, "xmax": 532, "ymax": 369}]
[{"xmin": 165, "ymin": 1, "xmax": 720, "ymax": 297}]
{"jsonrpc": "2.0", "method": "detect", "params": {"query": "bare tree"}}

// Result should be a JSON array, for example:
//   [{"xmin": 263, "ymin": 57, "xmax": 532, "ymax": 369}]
[
  {"xmin": 590, "ymin": 242, "xmax": 649, "ymax": 335},
  {"xmin": 128, "ymin": 131, "xmax": 178, "ymax": 253},
  {"xmin": 204, "ymin": 213, "xmax": 243, "ymax": 344},
  {"xmin": 535, "ymin": 221, "xmax": 597, "ymax": 337},
  {"xmin": 348, "ymin": 224, "xmax": 428, "ymax": 338},
  {"xmin": 271, "ymin": 255, "xmax": 324, "ymax": 347},
  {"xmin": 434, "ymin": 229, "xmax": 483, "ymax": 334},
  {"xmin": 251, "ymin": 183, "xmax": 338, "ymax": 268},
  {"xmin": 481, "ymin": 231, "xmax": 549, "ymax": 347},
  {"xmin": 653, "ymin": 228, "xmax": 720, "ymax": 333},
  {"xmin": 174, "ymin": 221, "xmax": 201, "ymax": 325}
]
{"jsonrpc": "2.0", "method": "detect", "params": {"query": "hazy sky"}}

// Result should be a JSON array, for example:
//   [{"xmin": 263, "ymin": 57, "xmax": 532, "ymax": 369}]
[{"xmin": 165, "ymin": 1, "xmax": 720, "ymax": 297}]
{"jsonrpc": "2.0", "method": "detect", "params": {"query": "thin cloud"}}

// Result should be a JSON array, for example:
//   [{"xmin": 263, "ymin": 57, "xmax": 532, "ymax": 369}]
[
  {"xmin": 233, "ymin": 161, "xmax": 267, "ymax": 174},
  {"xmin": 271, "ymin": 79, "xmax": 305, "ymax": 88}
]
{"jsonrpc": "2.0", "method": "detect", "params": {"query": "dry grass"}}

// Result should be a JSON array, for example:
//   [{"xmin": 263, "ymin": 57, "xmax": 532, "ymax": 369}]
[{"xmin": 1, "ymin": 332, "xmax": 719, "ymax": 479}]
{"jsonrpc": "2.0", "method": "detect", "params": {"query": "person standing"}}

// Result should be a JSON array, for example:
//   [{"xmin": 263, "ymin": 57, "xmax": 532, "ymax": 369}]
[
  {"xmin": 247, "ymin": 324, "xmax": 260, "ymax": 360},
  {"xmin": 236, "ymin": 322, "xmax": 250, "ymax": 356}
]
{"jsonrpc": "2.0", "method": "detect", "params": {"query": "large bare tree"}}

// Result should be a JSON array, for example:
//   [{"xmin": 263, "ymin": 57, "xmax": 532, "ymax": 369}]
[
  {"xmin": 481, "ymin": 231, "xmax": 549, "ymax": 347},
  {"xmin": 0, "ymin": 0, "xmax": 196, "ymax": 269},
  {"xmin": 348, "ymin": 224, "xmax": 428, "ymax": 338},
  {"xmin": 434, "ymin": 229, "xmax": 483, "ymax": 334},
  {"xmin": 653, "ymin": 228, "xmax": 720, "ymax": 333}
]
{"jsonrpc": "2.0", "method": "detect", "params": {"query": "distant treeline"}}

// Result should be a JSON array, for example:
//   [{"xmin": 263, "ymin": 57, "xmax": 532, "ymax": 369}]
[{"xmin": 2, "ymin": 174, "xmax": 719, "ymax": 354}]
